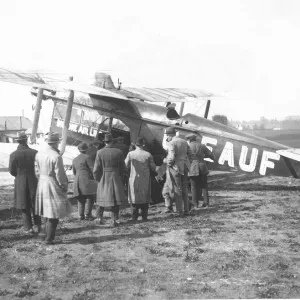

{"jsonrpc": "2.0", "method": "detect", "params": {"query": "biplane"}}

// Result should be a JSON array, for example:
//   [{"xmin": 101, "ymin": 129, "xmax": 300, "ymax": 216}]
[{"xmin": 1, "ymin": 68, "xmax": 300, "ymax": 182}]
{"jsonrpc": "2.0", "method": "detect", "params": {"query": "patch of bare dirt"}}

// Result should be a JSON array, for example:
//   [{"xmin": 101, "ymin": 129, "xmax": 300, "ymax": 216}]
[{"xmin": 1, "ymin": 172, "xmax": 300, "ymax": 299}]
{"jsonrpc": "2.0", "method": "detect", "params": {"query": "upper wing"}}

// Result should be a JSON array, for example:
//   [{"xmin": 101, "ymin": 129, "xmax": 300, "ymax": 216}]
[
  {"xmin": 121, "ymin": 87, "xmax": 219, "ymax": 102},
  {"xmin": 0, "ymin": 68, "xmax": 222, "ymax": 103},
  {"xmin": 0, "ymin": 68, "xmax": 127, "ymax": 100}
]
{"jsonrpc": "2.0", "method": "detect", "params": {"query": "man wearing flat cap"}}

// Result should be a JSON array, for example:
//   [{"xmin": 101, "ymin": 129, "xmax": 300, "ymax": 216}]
[
  {"xmin": 72, "ymin": 142, "xmax": 98, "ymax": 220},
  {"xmin": 186, "ymin": 133, "xmax": 215, "ymax": 208},
  {"xmin": 35, "ymin": 132, "xmax": 70, "ymax": 244},
  {"xmin": 125, "ymin": 137, "xmax": 157, "ymax": 221},
  {"xmin": 93, "ymin": 133, "xmax": 126, "ymax": 226},
  {"xmin": 9, "ymin": 131, "xmax": 41, "ymax": 234},
  {"xmin": 164, "ymin": 126, "xmax": 192, "ymax": 216}
]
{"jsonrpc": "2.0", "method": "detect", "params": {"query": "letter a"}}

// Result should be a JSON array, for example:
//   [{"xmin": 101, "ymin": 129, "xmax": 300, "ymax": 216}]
[{"xmin": 218, "ymin": 142, "xmax": 234, "ymax": 167}]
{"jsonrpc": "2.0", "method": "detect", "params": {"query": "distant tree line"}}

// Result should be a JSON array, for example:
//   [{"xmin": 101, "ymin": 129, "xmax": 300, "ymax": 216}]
[
  {"xmin": 231, "ymin": 116, "xmax": 300, "ymax": 130},
  {"xmin": 212, "ymin": 115, "xmax": 228, "ymax": 126}
]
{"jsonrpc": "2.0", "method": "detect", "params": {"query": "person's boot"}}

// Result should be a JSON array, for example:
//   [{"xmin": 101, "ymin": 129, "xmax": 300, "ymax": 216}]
[
  {"xmin": 94, "ymin": 218, "xmax": 104, "ymax": 225},
  {"xmin": 94, "ymin": 207, "xmax": 104, "ymax": 224},
  {"xmin": 132, "ymin": 205, "xmax": 139, "ymax": 221},
  {"xmin": 78, "ymin": 200, "xmax": 85, "ymax": 220},
  {"xmin": 23, "ymin": 228, "xmax": 35, "ymax": 234},
  {"xmin": 85, "ymin": 214, "xmax": 94, "ymax": 221},
  {"xmin": 178, "ymin": 211, "xmax": 184, "ymax": 217},
  {"xmin": 45, "ymin": 219, "xmax": 59, "ymax": 245},
  {"xmin": 141, "ymin": 205, "xmax": 148, "ymax": 221},
  {"xmin": 40, "ymin": 219, "xmax": 47, "ymax": 241},
  {"xmin": 202, "ymin": 189, "xmax": 209, "ymax": 207},
  {"xmin": 110, "ymin": 212, "xmax": 118, "ymax": 227},
  {"xmin": 163, "ymin": 193, "xmax": 174, "ymax": 213},
  {"xmin": 85, "ymin": 198, "xmax": 94, "ymax": 220},
  {"xmin": 114, "ymin": 207, "xmax": 120, "ymax": 225}
]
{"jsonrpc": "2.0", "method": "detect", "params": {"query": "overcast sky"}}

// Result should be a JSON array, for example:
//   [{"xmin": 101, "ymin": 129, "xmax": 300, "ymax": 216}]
[{"xmin": 0, "ymin": 0, "xmax": 300, "ymax": 121}]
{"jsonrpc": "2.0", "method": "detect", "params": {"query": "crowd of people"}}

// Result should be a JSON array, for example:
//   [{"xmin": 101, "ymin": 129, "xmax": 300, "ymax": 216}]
[{"xmin": 8, "ymin": 127, "xmax": 215, "ymax": 245}]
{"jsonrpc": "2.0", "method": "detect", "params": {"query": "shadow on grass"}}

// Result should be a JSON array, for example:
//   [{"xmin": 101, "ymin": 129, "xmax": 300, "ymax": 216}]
[
  {"xmin": 209, "ymin": 173, "xmax": 300, "ymax": 191},
  {"xmin": 0, "ymin": 208, "xmax": 21, "ymax": 221},
  {"xmin": 63, "ymin": 230, "xmax": 168, "ymax": 245}
]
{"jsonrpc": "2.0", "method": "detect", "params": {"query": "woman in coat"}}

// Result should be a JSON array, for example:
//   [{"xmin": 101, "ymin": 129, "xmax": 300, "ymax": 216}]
[
  {"xmin": 125, "ymin": 137, "xmax": 157, "ymax": 221},
  {"xmin": 93, "ymin": 133, "xmax": 125, "ymax": 226},
  {"xmin": 72, "ymin": 142, "xmax": 97, "ymax": 220},
  {"xmin": 35, "ymin": 132, "xmax": 70, "ymax": 244}
]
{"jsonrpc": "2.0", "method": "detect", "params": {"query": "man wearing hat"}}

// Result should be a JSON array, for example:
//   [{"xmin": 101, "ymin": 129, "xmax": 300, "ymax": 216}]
[
  {"xmin": 93, "ymin": 133, "xmax": 125, "ymax": 226},
  {"xmin": 186, "ymin": 133, "xmax": 215, "ymax": 208},
  {"xmin": 35, "ymin": 132, "xmax": 70, "ymax": 244},
  {"xmin": 164, "ymin": 126, "xmax": 192, "ymax": 216},
  {"xmin": 113, "ymin": 136, "xmax": 129, "ymax": 158},
  {"xmin": 125, "ymin": 137, "xmax": 157, "ymax": 221},
  {"xmin": 9, "ymin": 131, "xmax": 41, "ymax": 234},
  {"xmin": 72, "ymin": 142, "xmax": 98, "ymax": 220}
]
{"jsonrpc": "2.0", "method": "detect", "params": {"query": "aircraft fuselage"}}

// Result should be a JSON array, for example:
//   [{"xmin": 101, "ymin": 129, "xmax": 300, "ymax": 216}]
[{"xmin": 88, "ymin": 95, "xmax": 298, "ymax": 178}]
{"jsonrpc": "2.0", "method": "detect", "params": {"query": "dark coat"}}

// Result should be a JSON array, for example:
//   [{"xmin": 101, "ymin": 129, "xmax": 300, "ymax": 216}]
[
  {"xmin": 72, "ymin": 153, "xmax": 98, "ymax": 197},
  {"xmin": 93, "ymin": 145, "xmax": 125, "ymax": 207},
  {"xmin": 9, "ymin": 144, "xmax": 38, "ymax": 209},
  {"xmin": 188, "ymin": 141, "xmax": 214, "ymax": 176},
  {"xmin": 113, "ymin": 143, "xmax": 129, "ymax": 158}
]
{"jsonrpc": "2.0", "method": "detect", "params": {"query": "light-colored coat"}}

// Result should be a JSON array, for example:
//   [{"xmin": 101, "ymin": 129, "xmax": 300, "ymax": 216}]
[
  {"xmin": 125, "ymin": 148, "xmax": 156, "ymax": 204},
  {"xmin": 35, "ymin": 145, "xmax": 70, "ymax": 219},
  {"xmin": 93, "ymin": 145, "xmax": 125, "ymax": 207},
  {"xmin": 188, "ymin": 141, "xmax": 214, "ymax": 176},
  {"xmin": 166, "ymin": 136, "xmax": 192, "ymax": 175}
]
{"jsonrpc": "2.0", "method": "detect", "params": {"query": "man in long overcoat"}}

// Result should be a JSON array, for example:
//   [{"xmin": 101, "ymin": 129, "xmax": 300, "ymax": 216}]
[
  {"xmin": 165, "ymin": 127, "xmax": 192, "ymax": 216},
  {"xmin": 113, "ymin": 136, "xmax": 129, "ymax": 158},
  {"xmin": 72, "ymin": 142, "xmax": 98, "ymax": 220},
  {"xmin": 35, "ymin": 132, "xmax": 70, "ymax": 244},
  {"xmin": 125, "ymin": 137, "xmax": 157, "ymax": 221},
  {"xmin": 93, "ymin": 133, "xmax": 125, "ymax": 226},
  {"xmin": 9, "ymin": 131, "xmax": 41, "ymax": 233},
  {"xmin": 186, "ymin": 133, "xmax": 215, "ymax": 208}
]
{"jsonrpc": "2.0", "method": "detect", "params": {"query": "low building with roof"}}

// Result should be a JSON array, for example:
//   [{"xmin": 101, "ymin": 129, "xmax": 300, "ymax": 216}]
[{"xmin": 0, "ymin": 116, "xmax": 43, "ymax": 143}]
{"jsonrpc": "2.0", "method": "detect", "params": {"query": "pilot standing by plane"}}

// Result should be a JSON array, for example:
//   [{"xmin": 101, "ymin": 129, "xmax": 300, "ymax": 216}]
[
  {"xmin": 165, "ymin": 127, "xmax": 192, "ymax": 216},
  {"xmin": 186, "ymin": 133, "xmax": 215, "ymax": 208}
]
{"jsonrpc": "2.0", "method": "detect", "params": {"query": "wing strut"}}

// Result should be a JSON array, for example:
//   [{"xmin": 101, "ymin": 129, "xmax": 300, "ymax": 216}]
[
  {"xmin": 31, "ymin": 88, "xmax": 44, "ymax": 143},
  {"xmin": 60, "ymin": 76, "xmax": 74, "ymax": 155},
  {"xmin": 204, "ymin": 100, "xmax": 211, "ymax": 119},
  {"xmin": 179, "ymin": 102, "xmax": 185, "ymax": 116}
]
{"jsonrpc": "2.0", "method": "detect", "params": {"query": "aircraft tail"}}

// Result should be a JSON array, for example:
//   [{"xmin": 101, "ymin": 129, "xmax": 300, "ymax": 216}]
[{"xmin": 277, "ymin": 148, "xmax": 300, "ymax": 178}]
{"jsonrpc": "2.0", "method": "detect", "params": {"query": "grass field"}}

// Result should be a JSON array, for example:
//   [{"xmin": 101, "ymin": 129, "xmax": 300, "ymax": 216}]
[
  {"xmin": 249, "ymin": 129, "xmax": 300, "ymax": 148},
  {"xmin": 1, "ymin": 172, "xmax": 300, "ymax": 299}
]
